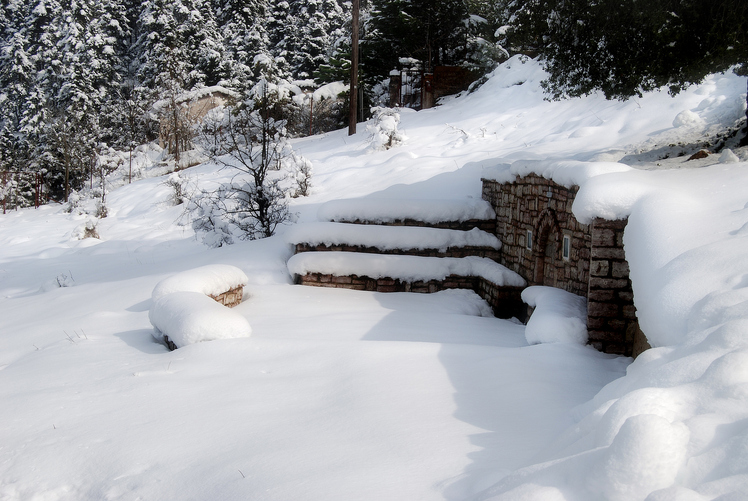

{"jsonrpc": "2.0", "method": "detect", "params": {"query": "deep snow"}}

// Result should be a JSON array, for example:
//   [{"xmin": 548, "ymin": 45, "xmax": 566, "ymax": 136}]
[{"xmin": 1, "ymin": 56, "xmax": 748, "ymax": 500}]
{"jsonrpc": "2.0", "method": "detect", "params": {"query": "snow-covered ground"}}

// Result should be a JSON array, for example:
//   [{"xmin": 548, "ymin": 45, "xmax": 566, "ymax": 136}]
[{"xmin": 1, "ymin": 56, "xmax": 747, "ymax": 500}]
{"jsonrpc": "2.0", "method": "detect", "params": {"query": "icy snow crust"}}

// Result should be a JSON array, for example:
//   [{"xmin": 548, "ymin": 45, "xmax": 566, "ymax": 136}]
[
  {"xmin": 285, "ymin": 222, "xmax": 501, "ymax": 251},
  {"xmin": 288, "ymin": 252, "xmax": 526, "ymax": 286},
  {"xmin": 151, "ymin": 264, "xmax": 248, "ymax": 301},
  {"xmin": 317, "ymin": 198, "xmax": 496, "ymax": 224},
  {"xmin": 149, "ymin": 291, "xmax": 252, "ymax": 347},
  {"xmin": 2, "ymin": 55, "xmax": 748, "ymax": 499},
  {"xmin": 522, "ymin": 286, "xmax": 588, "ymax": 345}
]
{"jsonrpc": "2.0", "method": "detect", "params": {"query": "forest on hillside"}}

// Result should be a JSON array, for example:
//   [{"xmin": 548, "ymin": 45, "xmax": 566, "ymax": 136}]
[{"xmin": 1, "ymin": 0, "xmax": 745, "ymax": 205}]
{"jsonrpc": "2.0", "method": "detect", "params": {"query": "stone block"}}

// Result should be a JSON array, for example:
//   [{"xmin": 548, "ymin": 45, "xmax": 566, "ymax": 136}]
[
  {"xmin": 612, "ymin": 261, "xmax": 630, "ymax": 278},
  {"xmin": 588, "ymin": 329, "xmax": 625, "ymax": 343},
  {"xmin": 377, "ymin": 284, "xmax": 398, "ymax": 292},
  {"xmin": 589, "ymin": 277, "xmax": 630, "ymax": 289},
  {"xmin": 592, "ymin": 229, "xmax": 616, "ymax": 247},
  {"xmin": 586, "ymin": 317, "xmax": 606, "ymax": 330},
  {"xmin": 623, "ymin": 305, "xmax": 638, "ymax": 319},
  {"xmin": 607, "ymin": 319, "xmax": 628, "ymax": 331},
  {"xmin": 588, "ymin": 289, "xmax": 615, "ymax": 302},
  {"xmin": 587, "ymin": 301, "xmax": 620, "ymax": 317},
  {"xmin": 618, "ymin": 291, "xmax": 634, "ymax": 302},
  {"xmin": 590, "ymin": 260, "xmax": 610, "ymax": 277}
]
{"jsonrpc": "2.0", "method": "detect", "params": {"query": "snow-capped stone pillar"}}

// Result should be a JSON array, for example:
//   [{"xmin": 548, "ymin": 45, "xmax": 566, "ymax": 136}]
[{"xmin": 587, "ymin": 218, "xmax": 642, "ymax": 356}]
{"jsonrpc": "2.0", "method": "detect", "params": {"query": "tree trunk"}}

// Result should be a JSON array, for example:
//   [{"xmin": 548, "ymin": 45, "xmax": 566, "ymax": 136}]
[{"xmin": 741, "ymin": 78, "xmax": 748, "ymax": 147}]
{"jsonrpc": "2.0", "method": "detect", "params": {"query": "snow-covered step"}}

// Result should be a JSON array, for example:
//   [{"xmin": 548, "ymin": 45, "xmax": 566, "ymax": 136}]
[
  {"xmin": 287, "ymin": 252, "xmax": 526, "ymax": 319},
  {"xmin": 317, "ymin": 198, "xmax": 496, "ymax": 232},
  {"xmin": 286, "ymin": 221, "xmax": 501, "ymax": 259}
]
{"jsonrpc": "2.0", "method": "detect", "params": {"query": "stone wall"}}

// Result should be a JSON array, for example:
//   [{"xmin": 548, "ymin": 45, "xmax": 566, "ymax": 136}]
[
  {"xmin": 294, "ymin": 243, "xmax": 500, "ymax": 260},
  {"xmin": 327, "ymin": 218, "xmax": 496, "ymax": 234},
  {"xmin": 482, "ymin": 175, "xmax": 590, "ymax": 296},
  {"xmin": 587, "ymin": 219, "xmax": 640, "ymax": 355},
  {"xmin": 296, "ymin": 272, "xmax": 524, "ymax": 319},
  {"xmin": 482, "ymin": 175, "xmax": 643, "ymax": 356},
  {"xmin": 209, "ymin": 286, "xmax": 243, "ymax": 308}
]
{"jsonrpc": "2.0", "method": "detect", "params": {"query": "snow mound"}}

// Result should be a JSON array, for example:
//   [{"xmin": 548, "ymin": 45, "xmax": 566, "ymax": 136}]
[
  {"xmin": 285, "ymin": 222, "xmax": 501, "ymax": 252},
  {"xmin": 149, "ymin": 291, "xmax": 252, "ymax": 348},
  {"xmin": 152, "ymin": 264, "xmax": 248, "ymax": 302},
  {"xmin": 672, "ymin": 109, "xmax": 705, "ymax": 128},
  {"xmin": 317, "ymin": 198, "xmax": 496, "ymax": 224},
  {"xmin": 483, "ymin": 159, "xmax": 632, "ymax": 189},
  {"xmin": 287, "ymin": 252, "xmax": 526, "ymax": 287},
  {"xmin": 719, "ymin": 148, "xmax": 740, "ymax": 163},
  {"xmin": 522, "ymin": 286, "xmax": 588, "ymax": 345}
]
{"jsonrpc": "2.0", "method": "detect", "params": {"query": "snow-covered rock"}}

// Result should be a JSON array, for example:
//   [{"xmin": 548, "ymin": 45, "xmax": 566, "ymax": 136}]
[
  {"xmin": 152, "ymin": 264, "xmax": 248, "ymax": 302},
  {"xmin": 149, "ymin": 291, "xmax": 252, "ymax": 348}
]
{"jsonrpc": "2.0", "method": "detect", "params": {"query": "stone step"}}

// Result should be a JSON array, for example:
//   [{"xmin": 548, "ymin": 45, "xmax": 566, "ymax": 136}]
[
  {"xmin": 286, "ymin": 222, "xmax": 501, "ymax": 260},
  {"xmin": 316, "ymin": 198, "xmax": 497, "ymax": 232},
  {"xmin": 287, "ymin": 251, "xmax": 527, "ymax": 319}
]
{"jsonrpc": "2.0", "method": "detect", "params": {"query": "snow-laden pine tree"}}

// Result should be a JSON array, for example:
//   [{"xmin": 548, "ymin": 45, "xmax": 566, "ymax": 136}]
[
  {"xmin": 1, "ymin": 0, "xmax": 130, "ymax": 200},
  {"xmin": 505, "ymin": 0, "xmax": 748, "ymax": 143},
  {"xmin": 212, "ymin": 0, "xmax": 270, "ymax": 90},
  {"xmin": 133, "ymin": 0, "xmax": 224, "ymax": 90},
  {"xmin": 269, "ymin": 0, "xmax": 348, "ymax": 80},
  {"xmin": 366, "ymin": 0, "xmax": 470, "ymax": 79}
]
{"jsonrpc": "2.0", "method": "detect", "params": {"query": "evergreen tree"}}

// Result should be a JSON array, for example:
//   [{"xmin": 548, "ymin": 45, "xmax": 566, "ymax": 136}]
[
  {"xmin": 269, "ymin": 0, "xmax": 348, "ymax": 80},
  {"xmin": 365, "ymin": 0, "xmax": 470, "ymax": 79},
  {"xmin": 213, "ymin": 0, "xmax": 269, "ymax": 89},
  {"xmin": 506, "ymin": 0, "xmax": 748, "ymax": 142},
  {"xmin": 134, "ymin": 0, "xmax": 224, "ymax": 90}
]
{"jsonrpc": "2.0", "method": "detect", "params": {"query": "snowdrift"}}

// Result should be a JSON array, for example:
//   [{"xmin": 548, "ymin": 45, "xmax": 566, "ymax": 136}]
[{"xmin": 1, "ymin": 54, "xmax": 748, "ymax": 500}]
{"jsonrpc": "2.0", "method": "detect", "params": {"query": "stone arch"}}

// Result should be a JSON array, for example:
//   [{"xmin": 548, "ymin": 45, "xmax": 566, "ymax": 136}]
[{"xmin": 532, "ymin": 209, "xmax": 562, "ymax": 286}]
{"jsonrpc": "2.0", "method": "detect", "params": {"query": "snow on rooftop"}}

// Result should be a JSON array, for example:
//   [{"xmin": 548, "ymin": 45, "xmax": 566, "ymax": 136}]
[
  {"xmin": 151, "ymin": 85, "xmax": 240, "ymax": 113},
  {"xmin": 285, "ymin": 222, "xmax": 500, "ymax": 252}
]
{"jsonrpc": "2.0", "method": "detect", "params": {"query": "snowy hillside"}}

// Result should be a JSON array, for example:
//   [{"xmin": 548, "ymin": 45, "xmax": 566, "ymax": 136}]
[{"xmin": 1, "ymin": 56, "xmax": 748, "ymax": 500}]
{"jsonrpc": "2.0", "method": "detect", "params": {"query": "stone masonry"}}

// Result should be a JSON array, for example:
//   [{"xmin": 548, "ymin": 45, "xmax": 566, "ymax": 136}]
[
  {"xmin": 294, "ymin": 243, "xmax": 500, "ymax": 260},
  {"xmin": 297, "ymin": 272, "xmax": 524, "ymax": 320},
  {"xmin": 209, "ymin": 285, "xmax": 244, "ymax": 308},
  {"xmin": 482, "ymin": 174, "xmax": 645, "ymax": 356}
]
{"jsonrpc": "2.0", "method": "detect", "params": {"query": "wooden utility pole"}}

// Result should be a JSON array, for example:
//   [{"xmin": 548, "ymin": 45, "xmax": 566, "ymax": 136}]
[{"xmin": 348, "ymin": 0, "xmax": 359, "ymax": 136}]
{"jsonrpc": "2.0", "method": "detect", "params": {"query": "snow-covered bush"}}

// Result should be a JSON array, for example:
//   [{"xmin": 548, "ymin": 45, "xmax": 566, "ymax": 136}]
[
  {"xmin": 64, "ymin": 191, "xmax": 84, "ymax": 214},
  {"xmin": 186, "ymin": 194, "xmax": 235, "ymax": 248},
  {"xmin": 71, "ymin": 217, "xmax": 100, "ymax": 240},
  {"xmin": 285, "ymin": 152, "xmax": 313, "ymax": 198},
  {"xmin": 163, "ymin": 172, "xmax": 189, "ymax": 206},
  {"xmin": 39, "ymin": 272, "xmax": 75, "ymax": 292},
  {"xmin": 191, "ymin": 88, "xmax": 300, "ymax": 244},
  {"xmin": 366, "ymin": 107, "xmax": 407, "ymax": 151}
]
